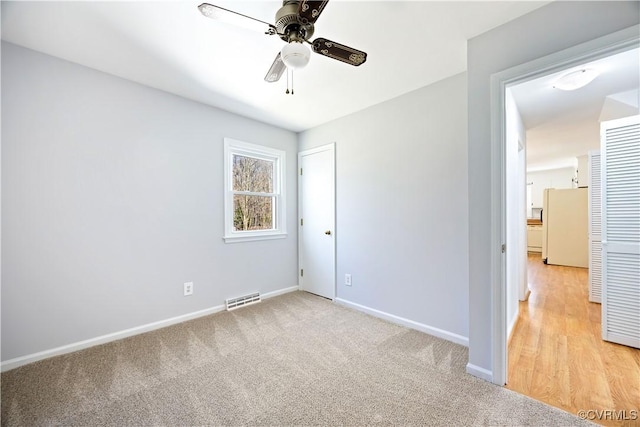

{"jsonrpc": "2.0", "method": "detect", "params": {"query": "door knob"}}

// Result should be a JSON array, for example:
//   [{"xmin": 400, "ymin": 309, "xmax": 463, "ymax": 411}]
[{"xmin": 325, "ymin": 230, "xmax": 332, "ymax": 235}]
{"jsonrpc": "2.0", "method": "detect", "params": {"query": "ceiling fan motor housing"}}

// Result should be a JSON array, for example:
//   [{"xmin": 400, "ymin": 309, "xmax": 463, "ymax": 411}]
[{"xmin": 276, "ymin": 1, "xmax": 314, "ymax": 42}]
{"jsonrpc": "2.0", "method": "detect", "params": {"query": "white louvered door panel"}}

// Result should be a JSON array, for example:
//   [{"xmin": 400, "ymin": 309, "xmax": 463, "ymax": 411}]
[
  {"xmin": 588, "ymin": 151, "xmax": 602, "ymax": 303},
  {"xmin": 601, "ymin": 115, "xmax": 640, "ymax": 349}
]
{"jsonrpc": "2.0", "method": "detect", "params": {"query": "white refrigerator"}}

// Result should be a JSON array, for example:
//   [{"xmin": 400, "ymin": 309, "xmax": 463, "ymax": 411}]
[{"xmin": 541, "ymin": 188, "xmax": 589, "ymax": 268}]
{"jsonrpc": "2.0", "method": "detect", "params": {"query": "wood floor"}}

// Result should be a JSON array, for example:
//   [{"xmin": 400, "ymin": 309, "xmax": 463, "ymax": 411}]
[{"xmin": 506, "ymin": 253, "xmax": 640, "ymax": 427}]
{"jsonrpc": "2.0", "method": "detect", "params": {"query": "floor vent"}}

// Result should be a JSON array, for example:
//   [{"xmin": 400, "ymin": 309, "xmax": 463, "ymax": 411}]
[{"xmin": 226, "ymin": 292, "xmax": 261, "ymax": 311}]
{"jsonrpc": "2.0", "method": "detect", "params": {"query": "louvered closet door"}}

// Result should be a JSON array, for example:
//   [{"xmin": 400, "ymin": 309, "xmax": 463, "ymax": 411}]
[
  {"xmin": 589, "ymin": 150, "xmax": 602, "ymax": 303},
  {"xmin": 601, "ymin": 115, "xmax": 640, "ymax": 349}
]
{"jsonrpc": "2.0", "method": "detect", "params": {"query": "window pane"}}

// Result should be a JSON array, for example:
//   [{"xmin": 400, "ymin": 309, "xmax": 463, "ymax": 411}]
[
  {"xmin": 232, "ymin": 155, "xmax": 273, "ymax": 193},
  {"xmin": 233, "ymin": 195, "xmax": 274, "ymax": 231}
]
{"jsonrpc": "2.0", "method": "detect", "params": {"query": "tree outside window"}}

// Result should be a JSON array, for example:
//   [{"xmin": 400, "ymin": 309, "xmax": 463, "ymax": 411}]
[
  {"xmin": 232, "ymin": 155, "xmax": 274, "ymax": 231},
  {"xmin": 224, "ymin": 139, "xmax": 286, "ymax": 243}
]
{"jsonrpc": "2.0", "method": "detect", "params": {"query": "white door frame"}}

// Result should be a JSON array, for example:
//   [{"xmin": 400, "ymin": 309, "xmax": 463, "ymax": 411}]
[
  {"xmin": 489, "ymin": 25, "xmax": 639, "ymax": 386},
  {"xmin": 298, "ymin": 143, "xmax": 336, "ymax": 299}
]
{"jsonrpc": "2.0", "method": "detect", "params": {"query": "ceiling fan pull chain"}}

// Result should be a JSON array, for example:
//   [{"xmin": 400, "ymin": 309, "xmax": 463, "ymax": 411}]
[
  {"xmin": 291, "ymin": 69, "xmax": 294, "ymax": 95},
  {"xmin": 286, "ymin": 68, "xmax": 290, "ymax": 94}
]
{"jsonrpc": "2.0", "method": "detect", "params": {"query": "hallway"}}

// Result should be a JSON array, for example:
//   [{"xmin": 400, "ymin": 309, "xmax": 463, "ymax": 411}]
[{"xmin": 506, "ymin": 253, "xmax": 640, "ymax": 426}]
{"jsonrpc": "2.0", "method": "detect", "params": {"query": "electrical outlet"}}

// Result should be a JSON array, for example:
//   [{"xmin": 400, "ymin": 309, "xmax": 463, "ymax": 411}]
[
  {"xmin": 184, "ymin": 282, "xmax": 193, "ymax": 296},
  {"xmin": 345, "ymin": 274, "xmax": 352, "ymax": 286}
]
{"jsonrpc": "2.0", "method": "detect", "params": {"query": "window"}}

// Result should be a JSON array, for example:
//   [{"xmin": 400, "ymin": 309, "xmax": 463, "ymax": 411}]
[{"xmin": 223, "ymin": 138, "xmax": 286, "ymax": 243}]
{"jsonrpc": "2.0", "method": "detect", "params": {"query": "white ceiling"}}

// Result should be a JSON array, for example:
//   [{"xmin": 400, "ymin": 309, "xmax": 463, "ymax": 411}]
[
  {"xmin": 1, "ymin": 0, "xmax": 551, "ymax": 132},
  {"xmin": 510, "ymin": 48, "xmax": 640, "ymax": 172}
]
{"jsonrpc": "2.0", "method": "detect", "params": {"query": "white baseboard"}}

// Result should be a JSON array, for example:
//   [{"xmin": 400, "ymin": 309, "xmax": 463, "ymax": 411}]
[
  {"xmin": 1, "ymin": 285, "xmax": 299, "ymax": 372},
  {"xmin": 466, "ymin": 363, "xmax": 493, "ymax": 382},
  {"xmin": 334, "ymin": 298, "xmax": 469, "ymax": 347},
  {"xmin": 262, "ymin": 285, "xmax": 299, "ymax": 299}
]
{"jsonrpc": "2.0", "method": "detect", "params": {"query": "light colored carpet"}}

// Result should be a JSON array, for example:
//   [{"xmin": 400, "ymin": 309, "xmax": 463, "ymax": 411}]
[{"xmin": 1, "ymin": 291, "xmax": 593, "ymax": 426}]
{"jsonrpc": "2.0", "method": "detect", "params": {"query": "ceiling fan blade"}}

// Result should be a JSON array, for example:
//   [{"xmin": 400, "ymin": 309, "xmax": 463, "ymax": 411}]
[
  {"xmin": 298, "ymin": 0, "xmax": 329, "ymax": 24},
  {"xmin": 311, "ymin": 38, "xmax": 367, "ymax": 66},
  {"xmin": 264, "ymin": 53, "xmax": 286, "ymax": 83},
  {"xmin": 198, "ymin": 3, "xmax": 276, "ymax": 35}
]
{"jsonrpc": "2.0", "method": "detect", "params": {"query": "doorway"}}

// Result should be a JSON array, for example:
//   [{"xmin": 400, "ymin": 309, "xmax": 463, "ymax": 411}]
[
  {"xmin": 495, "ymin": 23, "xmax": 640, "ymax": 419},
  {"xmin": 298, "ymin": 143, "xmax": 336, "ymax": 299},
  {"xmin": 491, "ymin": 26, "xmax": 639, "ymax": 386}
]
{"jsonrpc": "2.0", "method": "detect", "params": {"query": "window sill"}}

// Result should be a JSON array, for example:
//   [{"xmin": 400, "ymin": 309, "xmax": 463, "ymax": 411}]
[{"xmin": 223, "ymin": 232, "xmax": 287, "ymax": 244}]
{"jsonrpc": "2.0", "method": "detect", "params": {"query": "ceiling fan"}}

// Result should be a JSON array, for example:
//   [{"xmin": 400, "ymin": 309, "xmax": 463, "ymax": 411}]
[{"xmin": 197, "ymin": 1, "xmax": 367, "ymax": 85}]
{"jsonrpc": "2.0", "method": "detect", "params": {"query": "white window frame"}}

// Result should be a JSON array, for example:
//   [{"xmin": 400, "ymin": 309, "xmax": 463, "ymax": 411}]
[{"xmin": 223, "ymin": 138, "xmax": 287, "ymax": 243}]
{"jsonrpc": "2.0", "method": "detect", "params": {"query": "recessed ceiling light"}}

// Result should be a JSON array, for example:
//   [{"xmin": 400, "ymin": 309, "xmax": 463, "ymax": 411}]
[{"xmin": 553, "ymin": 69, "xmax": 599, "ymax": 91}]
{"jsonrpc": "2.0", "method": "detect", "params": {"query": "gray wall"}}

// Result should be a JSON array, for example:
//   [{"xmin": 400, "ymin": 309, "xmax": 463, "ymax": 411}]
[
  {"xmin": 1, "ymin": 42, "xmax": 298, "ymax": 361},
  {"xmin": 299, "ymin": 73, "xmax": 469, "ymax": 340},
  {"xmin": 467, "ymin": 1, "xmax": 640, "ymax": 373},
  {"xmin": 504, "ymin": 89, "xmax": 526, "ymax": 339}
]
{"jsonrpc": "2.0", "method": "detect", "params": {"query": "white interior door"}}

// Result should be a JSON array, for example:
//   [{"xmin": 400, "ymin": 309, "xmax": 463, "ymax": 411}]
[
  {"xmin": 588, "ymin": 150, "xmax": 602, "ymax": 303},
  {"xmin": 298, "ymin": 144, "xmax": 335, "ymax": 299},
  {"xmin": 601, "ymin": 115, "xmax": 640, "ymax": 349}
]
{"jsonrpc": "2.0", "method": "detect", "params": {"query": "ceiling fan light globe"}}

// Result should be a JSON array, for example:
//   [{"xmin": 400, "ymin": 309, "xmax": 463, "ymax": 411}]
[{"xmin": 281, "ymin": 42, "xmax": 310, "ymax": 69}]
